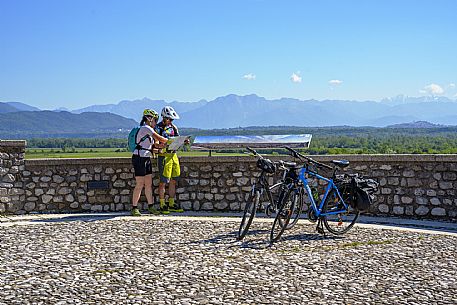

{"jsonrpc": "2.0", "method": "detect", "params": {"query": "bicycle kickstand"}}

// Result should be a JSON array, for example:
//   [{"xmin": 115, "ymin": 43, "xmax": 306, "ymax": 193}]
[{"xmin": 316, "ymin": 218, "xmax": 326, "ymax": 236}]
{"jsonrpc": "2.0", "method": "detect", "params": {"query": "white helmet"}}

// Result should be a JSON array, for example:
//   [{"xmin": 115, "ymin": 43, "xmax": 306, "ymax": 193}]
[{"xmin": 161, "ymin": 106, "xmax": 180, "ymax": 119}]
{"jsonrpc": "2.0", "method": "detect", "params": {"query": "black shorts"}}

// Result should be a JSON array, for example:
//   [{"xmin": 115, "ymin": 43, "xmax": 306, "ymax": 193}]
[{"xmin": 132, "ymin": 154, "xmax": 152, "ymax": 176}]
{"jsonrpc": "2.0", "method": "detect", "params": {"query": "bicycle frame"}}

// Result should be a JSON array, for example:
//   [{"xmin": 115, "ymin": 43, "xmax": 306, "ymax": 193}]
[
  {"xmin": 298, "ymin": 166, "xmax": 349, "ymax": 217},
  {"xmin": 252, "ymin": 167, "xmax": 289, "ymax": 209}
]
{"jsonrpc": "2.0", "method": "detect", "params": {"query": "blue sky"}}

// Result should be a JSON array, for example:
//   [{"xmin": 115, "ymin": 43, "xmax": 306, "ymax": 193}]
[{"xmin": 1, "ymin": 0, "xmax": 456, "ymax": 109}]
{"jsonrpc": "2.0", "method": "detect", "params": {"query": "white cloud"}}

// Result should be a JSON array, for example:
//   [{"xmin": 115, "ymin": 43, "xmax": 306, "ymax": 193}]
[
  {"xmin": 449, "ymin": 83, "xmax": 456, "ymax": 88},
  {"xmin": 421, "ymin": 83, "xmax": 444, "ymax": 95},
  {"xmin": 242, "ymin": 73, "xmax": 256, "ymax": 80},
  {"xmin": 290, "ymin": 72, "xmax": 302, "ymax": 83},
  {"xmin": 329, "ymin": 79, "xmax": 343, "ymax": 86}
]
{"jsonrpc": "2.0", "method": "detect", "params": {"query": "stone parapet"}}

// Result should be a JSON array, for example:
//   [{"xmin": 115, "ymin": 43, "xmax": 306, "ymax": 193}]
[{"xmin": 1, "ymin": 141, "xmax": 456, "ymax": 220}]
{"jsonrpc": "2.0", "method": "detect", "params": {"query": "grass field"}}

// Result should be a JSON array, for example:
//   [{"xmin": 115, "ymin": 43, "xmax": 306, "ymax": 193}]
[{"xmin": 25, "ymin": 148, "xmax": 246, "ymax": 159}]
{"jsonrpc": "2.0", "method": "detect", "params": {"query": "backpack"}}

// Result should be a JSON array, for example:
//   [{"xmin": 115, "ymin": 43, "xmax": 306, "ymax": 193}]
[{"xmin": 128, "ymin": 126, "xmax": 151, "ymax": 153}]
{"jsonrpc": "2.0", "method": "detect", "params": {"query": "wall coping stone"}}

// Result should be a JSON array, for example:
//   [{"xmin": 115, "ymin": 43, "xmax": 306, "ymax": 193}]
[
  {"xmin": 0, "ymin": 140, "xmax": 26, "ymax": 148},
  {"xmin": 25, "ymin": 154, "xmax": 457, "ymax": 168}
]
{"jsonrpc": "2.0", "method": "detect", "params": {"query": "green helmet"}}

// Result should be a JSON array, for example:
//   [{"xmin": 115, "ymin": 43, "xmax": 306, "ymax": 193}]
[{"xmin": 143, "ymin": 109, "xmax": 159, "ymax": 120}]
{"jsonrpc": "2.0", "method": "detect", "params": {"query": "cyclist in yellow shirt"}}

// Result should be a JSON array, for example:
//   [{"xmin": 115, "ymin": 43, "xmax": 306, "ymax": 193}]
[{"xmin": 155, "ymin": 106, "xmax": 185, "ymax": 213}]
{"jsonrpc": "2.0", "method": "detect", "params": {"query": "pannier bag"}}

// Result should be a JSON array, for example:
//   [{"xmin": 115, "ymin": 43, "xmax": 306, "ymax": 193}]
[
  {"xmin": 257, "ymin": 158, "xmax": 276, "ymax": 174},
  {"xmin": 353, "ymin": 177, "xmax": 379, "ymax": 211}
]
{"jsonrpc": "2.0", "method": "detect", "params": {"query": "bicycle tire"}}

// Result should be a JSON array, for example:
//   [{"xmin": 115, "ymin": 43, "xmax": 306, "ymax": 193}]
[
  {"xmin": 237, "ymin": 190, "xmax": 260, "ymax": 240},
  {"xmin": 270, "ymin": 189, "xmax": 296, "ymax": 243},
  {"xmin": 322, "ymin": 184, "xmax": 360, "ymax": 235},
  {"xmin": 286, "ymin": 188, "xmax": 304, "ymax": 230}
]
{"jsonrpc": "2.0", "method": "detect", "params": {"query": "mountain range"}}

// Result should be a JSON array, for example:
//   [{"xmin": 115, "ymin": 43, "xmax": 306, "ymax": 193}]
[
  {"xmin": 73, "ymin": 94, "xmax": 457, "ymax": 128},
  {"xmin": 72, "ymin": 98, "xmax": 208, "ymax": 121},
  {"xmin": 1, "ymin": 95, "xmax": 457, "ymax": 133}
]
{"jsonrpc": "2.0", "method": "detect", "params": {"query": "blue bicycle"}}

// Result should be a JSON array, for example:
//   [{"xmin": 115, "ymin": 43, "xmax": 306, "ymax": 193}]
[{"xmin": 270, "ymin": 146, "xmax": 360, "ymax": 243}]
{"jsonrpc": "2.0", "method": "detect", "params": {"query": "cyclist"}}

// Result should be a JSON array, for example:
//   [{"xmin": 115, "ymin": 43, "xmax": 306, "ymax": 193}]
[
  {"xmin": 131, "ymin": 109, "xmax": 168, "ymax": 216},
  {"xmin": 155, "ymin": 106, "xmax": 186, "ymax": 213}
]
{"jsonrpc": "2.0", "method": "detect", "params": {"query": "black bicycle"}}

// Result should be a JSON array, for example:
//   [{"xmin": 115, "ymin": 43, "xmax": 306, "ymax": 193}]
[{"xmin": 237, "ymin": 147, "xmax": 299, "ymax": 240}]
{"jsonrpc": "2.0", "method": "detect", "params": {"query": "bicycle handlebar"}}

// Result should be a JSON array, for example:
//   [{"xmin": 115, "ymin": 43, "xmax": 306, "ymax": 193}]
[
  {"xmin": 247, "ymin": 147, "xmax": 292, "ymax": 172},
  {"xmin": 246, "ymin": 146, "xmax": 258, "ymax": 156},
  {"xmin": 247, "ymin": 147, "xmax": 268, "ymax": 161},
  {"xmin": 284, "ymin": 146, "xmax": 333, "ymax": 170}
]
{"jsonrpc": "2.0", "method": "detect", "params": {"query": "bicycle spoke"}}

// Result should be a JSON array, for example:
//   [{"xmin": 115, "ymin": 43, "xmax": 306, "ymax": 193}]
[{"xmin": 322, "ymin": 185, "xmax": 359, "ymax": 235}]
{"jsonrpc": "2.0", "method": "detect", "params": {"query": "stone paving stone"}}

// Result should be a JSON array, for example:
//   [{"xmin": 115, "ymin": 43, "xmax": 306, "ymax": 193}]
[{"xmin": 0, "ymin": 218, "xmax": 456, "ymax": 304}]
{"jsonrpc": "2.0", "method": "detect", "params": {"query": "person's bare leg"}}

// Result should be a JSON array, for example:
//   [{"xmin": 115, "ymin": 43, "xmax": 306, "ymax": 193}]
[
  {"xmin": 132, "ymin": 176, "xmax": 145, "ymax": 207},
  {"xmin": 144, "ymin": 174, "xmax": 153, "ymax": 205},
  {"xmin": 159, "ymin": 182, "xmax": 166, "ymax": 205},
  {"xmin": 168, "ymin": 179, "xmax": 183, "ymax": 212},
  {"xmin": 168, "ymin": 179, "xmax": 176, "ymax": 200},
  {"xmin": 158, "ymin": 182, "xmax": 170, "ymax": 214}
]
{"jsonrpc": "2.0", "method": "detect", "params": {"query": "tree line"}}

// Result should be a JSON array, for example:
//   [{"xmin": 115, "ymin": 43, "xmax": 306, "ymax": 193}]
[{"xmin": 26, "ymin": 126, "xmax": 457, "ymax": 154}]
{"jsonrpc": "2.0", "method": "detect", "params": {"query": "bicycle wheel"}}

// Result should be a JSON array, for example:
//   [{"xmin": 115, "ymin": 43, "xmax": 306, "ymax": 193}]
[
  {"xmin": 286, "ymin": 188, "xmax": 304, "ymax": 230},
  {"xmin": 238, "ymin": 190, "xmax": 260, "ymax": 240},
  {"xmin": 322, "ymin": 185, "xmax": 360, "ymax": 235},
  {"xmin": 270, "ymin": 189, "xmax": 296, "ymax": 243}
]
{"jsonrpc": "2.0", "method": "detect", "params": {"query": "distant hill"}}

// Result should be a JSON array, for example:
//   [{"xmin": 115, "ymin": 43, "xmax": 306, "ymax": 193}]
[
  {"xmin": 386, "ymin": 121, "xmax": 444, "ymax": 128},
  {"xmin": 0, "ymin": 111, "xmax": 137, "ymax": 138},
  {"xmin": 0, "ymin": 102, "xmax": 19, "ymax": 113},
  {"xmin": 365, "ymin": 115, "xmax": 419, "ymax": 127},
  {"xmin": 6, "ymin": 102, "xmax": 40, "ymax": 111},
  {"xmin": 0, "ymin": 101, "xmax": 41, "ymax": 113}
]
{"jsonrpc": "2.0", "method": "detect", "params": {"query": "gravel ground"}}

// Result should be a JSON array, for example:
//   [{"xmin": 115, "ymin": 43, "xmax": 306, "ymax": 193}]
[{"xmin": 0, "ymin": 217, "xmax": 456, "ymax": 305}]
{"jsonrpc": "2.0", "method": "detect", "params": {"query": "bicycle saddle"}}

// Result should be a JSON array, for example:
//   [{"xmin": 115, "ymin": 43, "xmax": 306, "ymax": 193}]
[
  {"xmin": 276, "ymin": 160, "xmax": 298, "ymax": 169},
  {"xmin": 332, "ymin": 160, "xmax": 350, "ymax": 168},
  {"xmin": 282, "ymin": 161, "xmax": 297, "ymax": 168}
]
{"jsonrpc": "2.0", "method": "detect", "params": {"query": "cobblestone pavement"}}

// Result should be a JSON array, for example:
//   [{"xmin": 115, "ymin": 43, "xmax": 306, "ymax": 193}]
[{"xmin": 0, "ymin": 216, "xmax": 456, "ymax": 304}]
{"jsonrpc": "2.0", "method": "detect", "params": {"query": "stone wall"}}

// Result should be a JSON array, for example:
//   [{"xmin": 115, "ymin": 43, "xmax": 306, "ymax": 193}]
[
  {"xmin": 18, "ymin": 157, "xmax": 260, "ymax": 214},
  {"xmin": 0, "ymin": 140, "xmax": 26, "ymax": 214},
  {"xmin": 1, "ymin": 140, "xmax": 456, "ymax": 220}
]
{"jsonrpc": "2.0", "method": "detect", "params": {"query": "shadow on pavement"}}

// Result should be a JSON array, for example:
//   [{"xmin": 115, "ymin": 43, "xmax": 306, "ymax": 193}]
[
  {"xmin": 30, "ymin": 215, "xmax": 120, "ymax": 223},
  {"xmin": 189, "ymin": 227, "xmax": 344, "ymax": 250}
]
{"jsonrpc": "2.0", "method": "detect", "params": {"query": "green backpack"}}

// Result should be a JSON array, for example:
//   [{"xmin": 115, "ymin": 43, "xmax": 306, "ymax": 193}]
[{"xmin": 128, "ymin": 126, "xmax": 151, "ymax": 153}]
